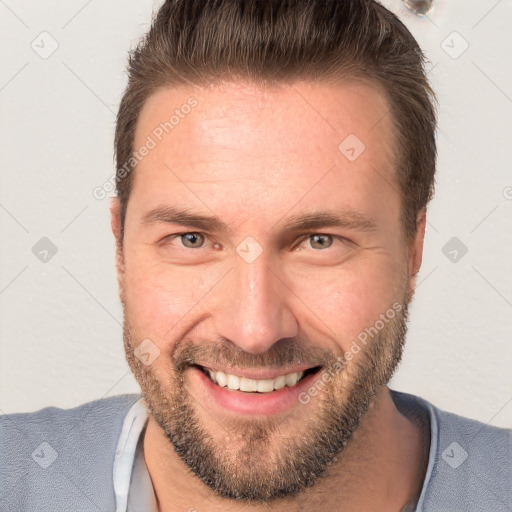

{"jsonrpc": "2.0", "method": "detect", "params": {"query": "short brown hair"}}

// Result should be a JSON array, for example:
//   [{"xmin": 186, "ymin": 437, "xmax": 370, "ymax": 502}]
[{"xmin": 114, "ymin": 0, "xmax": 437, "ymax": 242}]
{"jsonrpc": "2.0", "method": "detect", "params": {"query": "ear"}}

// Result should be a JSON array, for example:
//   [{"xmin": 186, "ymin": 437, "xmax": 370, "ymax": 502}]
[
  {"xmin": 408, "ymin": 209, "xmax": 427, "ymax": 279},
  {"xmin": 110, "ymin": 198, "xmax": 125, "ymax": 282}
]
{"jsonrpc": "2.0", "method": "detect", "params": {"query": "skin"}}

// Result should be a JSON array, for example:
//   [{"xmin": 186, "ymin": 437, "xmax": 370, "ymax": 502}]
[{"xmin": 111, "ymin": 79, "xmax": 429, "ymax": 511}]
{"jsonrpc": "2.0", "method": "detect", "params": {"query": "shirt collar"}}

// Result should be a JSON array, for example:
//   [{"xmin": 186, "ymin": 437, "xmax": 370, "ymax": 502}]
[{"xmin": 113, "ymin": 396, "xmax": 154, "ymax": 512}]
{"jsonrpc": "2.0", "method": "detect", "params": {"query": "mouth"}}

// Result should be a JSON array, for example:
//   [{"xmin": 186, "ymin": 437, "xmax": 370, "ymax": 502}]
[
  {"xmin": 188, "ymin": 364, "xmax": 323, "ymax": 416},
  {"xmin": 195, "ymin": 365, "xmax": 321, "ymax": 393}
]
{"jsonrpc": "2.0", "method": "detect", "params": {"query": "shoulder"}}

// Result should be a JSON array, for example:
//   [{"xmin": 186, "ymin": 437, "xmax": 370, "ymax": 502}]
[
  {"xmin": 391, "ymin": 389, "xmax": 512, "ymax": 512},
  {"xmin": 429, "ymin": 399, "xmax": 511, "ymax": 509},
  {"xmin": 0, "ymin": 393, "xmax": 141, "ymax": 433},
  {"xmin": 0, "ymin": 393, "xmax": 142, "ymax": 511}
]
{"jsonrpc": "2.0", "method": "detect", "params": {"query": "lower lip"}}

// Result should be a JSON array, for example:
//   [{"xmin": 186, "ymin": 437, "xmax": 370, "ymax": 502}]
[{"xmin": 188, "ymin": 367, "xmax": 320, "ymax": 416}]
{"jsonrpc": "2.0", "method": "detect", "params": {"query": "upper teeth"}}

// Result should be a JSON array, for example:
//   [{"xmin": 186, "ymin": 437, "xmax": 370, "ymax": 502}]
[{"xmin": 206, "ymin": 369, "xmax": 305, "ymax": 393}]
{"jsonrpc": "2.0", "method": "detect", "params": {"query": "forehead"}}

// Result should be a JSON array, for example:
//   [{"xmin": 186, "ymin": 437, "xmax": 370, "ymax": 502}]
[{"xmin": 129, "ymin": 79, "xmax": 398, "ymax": 227}]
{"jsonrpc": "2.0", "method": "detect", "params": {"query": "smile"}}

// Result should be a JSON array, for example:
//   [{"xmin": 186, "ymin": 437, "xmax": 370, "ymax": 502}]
[
  {"xmin": 204, "ymin": 367, "xmax": 310, "ymax": 393},
  {"xmin": 195, "ymin": 364, "xmax": 321, "ymax": 392},
  {"xmin": 188, "ymin": 364, "xmax": 323, "ymax": 415}
]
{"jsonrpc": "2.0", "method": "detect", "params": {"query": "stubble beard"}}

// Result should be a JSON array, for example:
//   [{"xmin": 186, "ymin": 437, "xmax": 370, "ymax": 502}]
[{"xmin": 121, "ymin": 287, "xmax": 411, "ymax": 502}]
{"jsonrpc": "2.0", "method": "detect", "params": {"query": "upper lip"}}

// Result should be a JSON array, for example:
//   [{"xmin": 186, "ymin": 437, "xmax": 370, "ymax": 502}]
[{"xmin": 194, "ymin": 363, "xmax": 319, "ymax": 380}]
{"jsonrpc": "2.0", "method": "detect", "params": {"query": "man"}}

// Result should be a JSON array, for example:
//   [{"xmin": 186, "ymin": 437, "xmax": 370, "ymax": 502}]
[{"xmin": 1, "ymin": 1, "xmax": 511, "ymax": 511}]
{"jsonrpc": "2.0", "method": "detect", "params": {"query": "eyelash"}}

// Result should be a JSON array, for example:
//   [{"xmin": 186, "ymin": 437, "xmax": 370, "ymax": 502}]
[{"xmin": 161, "ymin": 232, "xmax": 349, "ymax": 251}]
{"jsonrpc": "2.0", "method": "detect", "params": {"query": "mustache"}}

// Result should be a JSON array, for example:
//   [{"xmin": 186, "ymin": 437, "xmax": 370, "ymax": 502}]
[{"xmin": 172, "ymin": 337, "xmax": 337, "ymax": 373}]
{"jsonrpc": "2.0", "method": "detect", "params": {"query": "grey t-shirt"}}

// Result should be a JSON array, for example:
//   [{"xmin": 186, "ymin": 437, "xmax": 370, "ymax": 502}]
[{"xmin": 1, "ymin": 389, "xmax": 510, "ymax": 511}]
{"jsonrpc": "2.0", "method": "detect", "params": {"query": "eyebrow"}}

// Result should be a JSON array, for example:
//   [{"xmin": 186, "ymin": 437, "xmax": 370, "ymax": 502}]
[
  {"xmin": 140, "ymin": 205, "xmax": 378, "ymax": 233},
  {"xmin": 141, "ymin": 206, "xmax": 231, "ymax": 232}
]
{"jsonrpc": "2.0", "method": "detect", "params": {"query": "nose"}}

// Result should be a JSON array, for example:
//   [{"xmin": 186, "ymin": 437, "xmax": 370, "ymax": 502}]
[{"xmin": 213, "ymin": 252, "xmax": 299, "ymax": 355}]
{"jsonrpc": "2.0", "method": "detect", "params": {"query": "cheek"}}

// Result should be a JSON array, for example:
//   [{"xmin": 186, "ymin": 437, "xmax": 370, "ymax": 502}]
[
  {"xmin": 123, "ymin": 255, "xmax": 224, "ymax": 342},
  {"xmin": 289, "ymin": 256, "xmax": 404, "ymax": 351}
]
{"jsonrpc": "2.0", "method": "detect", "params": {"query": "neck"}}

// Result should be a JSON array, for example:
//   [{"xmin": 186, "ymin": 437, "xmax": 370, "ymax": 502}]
[{"xmin": 143, "ymin": 386, "xmax": 429, "ymax": 511}]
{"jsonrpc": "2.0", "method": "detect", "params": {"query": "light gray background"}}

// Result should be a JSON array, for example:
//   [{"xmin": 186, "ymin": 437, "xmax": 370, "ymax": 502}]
[{"xmin": 1, "ymin": 0, "xmax": 511, "ymax": 428}]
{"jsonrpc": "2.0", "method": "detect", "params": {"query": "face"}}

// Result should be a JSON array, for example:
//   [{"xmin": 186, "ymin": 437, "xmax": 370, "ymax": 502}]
[{"xmin": 112, "ymin": 79, "xmax": 424, "ymax": 501}]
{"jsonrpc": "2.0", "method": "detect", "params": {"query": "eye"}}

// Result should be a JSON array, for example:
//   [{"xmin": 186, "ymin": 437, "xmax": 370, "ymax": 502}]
[
  {"xmin": 295, "ymin": 233, "xmax": 339, "ymax": 251},
  {"xmin": 162, "ymin": 232, "xmax": 206, "ymax": 249},
  {"xmin": 179, "ymin": 232, "xmax": 205, "ymax": 248},
  {"xmin": 292, "ymin": 233, "xmax": 353, "ymax": 262},
  {"xmin": 307, "ymin": 234, "xmax": 334, "ymax": 250}
]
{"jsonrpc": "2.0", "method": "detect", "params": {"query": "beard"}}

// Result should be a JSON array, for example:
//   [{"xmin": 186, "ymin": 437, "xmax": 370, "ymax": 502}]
[{"xmin": 121, "ymin": 287, "xmax": 411, "ymax": 503}]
